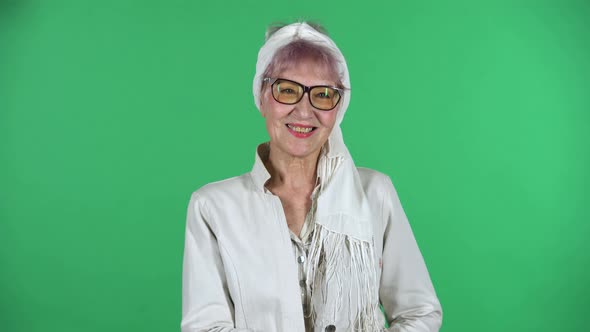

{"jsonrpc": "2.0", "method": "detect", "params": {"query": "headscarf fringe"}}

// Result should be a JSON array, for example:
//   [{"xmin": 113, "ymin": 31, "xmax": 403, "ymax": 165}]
[{"xmin": 306, "ymin": 222, "xmax": 384, "ymax": 331}]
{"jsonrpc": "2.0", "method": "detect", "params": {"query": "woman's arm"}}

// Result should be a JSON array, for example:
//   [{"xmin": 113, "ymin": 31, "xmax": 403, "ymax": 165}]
[
  {"xmin": 379, "ymin": 177, "xmax": 443, "ymax": 332},
  {"xmin": 181, "ymin": 192, "xmax": 253, "ymax": 332}
]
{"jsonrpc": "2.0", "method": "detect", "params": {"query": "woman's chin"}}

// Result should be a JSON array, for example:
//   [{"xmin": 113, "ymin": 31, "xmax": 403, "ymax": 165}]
[{"xmin": 282, "ymin": 142, "xmax": 322, "ymax": 160}]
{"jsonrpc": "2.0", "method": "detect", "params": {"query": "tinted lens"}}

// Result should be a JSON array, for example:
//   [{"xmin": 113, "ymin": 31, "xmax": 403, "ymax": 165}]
[
  {"xmin": 272, "ymin": 80, "xmax": 303, "ymax": 104},
  {"xmin": 270, "ymin": 79, "xmax": 342, "ymax": 111},
  {"xmin": 310, "ymin": 86, "xmax": 341, "ymax": 110}
]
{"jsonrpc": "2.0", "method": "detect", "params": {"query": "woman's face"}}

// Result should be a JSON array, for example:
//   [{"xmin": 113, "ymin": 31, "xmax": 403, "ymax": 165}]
[{"xmin": 260, "ymin": 60, "xmax": 340, "ymax": 160}]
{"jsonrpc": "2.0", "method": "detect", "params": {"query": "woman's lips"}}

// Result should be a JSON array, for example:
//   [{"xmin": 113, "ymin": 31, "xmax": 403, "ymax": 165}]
[{"xmin": 285, "ymin": 123, "xmax": 318, "ymax": 138}]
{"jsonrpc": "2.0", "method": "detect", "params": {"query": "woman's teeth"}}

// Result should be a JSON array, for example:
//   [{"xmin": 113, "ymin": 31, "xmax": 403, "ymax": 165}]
[{"xmin": 287, "ymin": 124, "xmax": 315, "ymax": 133}]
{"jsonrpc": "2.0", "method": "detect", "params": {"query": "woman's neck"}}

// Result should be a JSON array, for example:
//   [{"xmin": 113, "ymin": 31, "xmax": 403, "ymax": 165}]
[{"xmin": 263, "ymin": 143, "xmax": 320, "ymax": 193}]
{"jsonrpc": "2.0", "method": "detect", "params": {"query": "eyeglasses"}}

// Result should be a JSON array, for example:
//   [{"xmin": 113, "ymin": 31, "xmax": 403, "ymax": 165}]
[{"xmin": 263, "ymin": 77, "xmax": 343, "ymax": 111}]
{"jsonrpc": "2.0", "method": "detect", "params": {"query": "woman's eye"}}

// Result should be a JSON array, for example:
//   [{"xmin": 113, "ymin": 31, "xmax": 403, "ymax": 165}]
[
  {"xmin": 313, "ymin": 87, "xmax": 335, "ymax": 99},
  {"xmin": 277, "ymin": 84, "xmax": 297, "ymax": 94}
]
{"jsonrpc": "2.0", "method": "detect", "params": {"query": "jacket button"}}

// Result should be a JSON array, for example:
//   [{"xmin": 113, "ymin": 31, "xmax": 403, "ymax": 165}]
[
  {"xmin": 297, "ymin": 255, "xmax": 306, "ymax": 264},
  {"xmin": 325, "ymin": 325, "xmax": 336, "ymax": 332}
]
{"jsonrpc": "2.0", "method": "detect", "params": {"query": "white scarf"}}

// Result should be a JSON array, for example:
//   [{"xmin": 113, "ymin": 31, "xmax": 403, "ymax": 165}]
[{"xmin": 252, "ymin": 22, "xmax": 383, "ymax": 331}]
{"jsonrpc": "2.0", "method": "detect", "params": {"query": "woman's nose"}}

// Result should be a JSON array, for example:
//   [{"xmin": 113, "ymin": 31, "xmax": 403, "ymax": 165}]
[{"xmin": 292, "ymin": 92, "xmax": 314, "ymax": 118}]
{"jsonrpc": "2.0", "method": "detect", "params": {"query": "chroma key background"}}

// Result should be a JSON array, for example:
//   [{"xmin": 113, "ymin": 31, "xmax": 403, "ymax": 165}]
[{"xmin": 1, "ymin": 1, "xmax": 589, "ymax": 331}]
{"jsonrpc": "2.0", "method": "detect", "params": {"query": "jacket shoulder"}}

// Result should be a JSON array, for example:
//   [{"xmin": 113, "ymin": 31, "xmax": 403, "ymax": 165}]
[{"xmin": 356, "ymin": 167, "xmax": 393, "ymax": 193}]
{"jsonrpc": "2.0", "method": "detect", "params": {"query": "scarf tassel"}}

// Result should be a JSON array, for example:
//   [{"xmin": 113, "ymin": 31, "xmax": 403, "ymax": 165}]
[{"xmin": 305, "ymin": 223, "xmax": 385, "ymax": 331}]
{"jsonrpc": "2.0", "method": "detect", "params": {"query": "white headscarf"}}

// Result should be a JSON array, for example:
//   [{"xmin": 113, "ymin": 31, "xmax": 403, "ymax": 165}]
[{"xmin": 253, "ymin": 22, "xmax": 383, "ymax": 331}]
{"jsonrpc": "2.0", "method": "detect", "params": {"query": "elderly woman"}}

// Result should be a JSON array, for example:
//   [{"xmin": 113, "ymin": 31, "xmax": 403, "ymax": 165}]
[{"xmin": 181, "ymin": 22, "xmax": 442, "ymax": 332}]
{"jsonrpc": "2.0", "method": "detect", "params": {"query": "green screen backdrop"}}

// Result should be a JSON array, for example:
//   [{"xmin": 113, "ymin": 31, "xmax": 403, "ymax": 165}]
[{"xmin": 1, "ymin": 1, "xmax": 589, "ymax": 331}]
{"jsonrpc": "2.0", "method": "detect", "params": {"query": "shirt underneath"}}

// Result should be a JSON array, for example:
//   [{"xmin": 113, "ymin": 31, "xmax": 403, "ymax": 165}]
[{"xmin": 263, "ymin": 182, "xmax": 320, "ymax": 332}]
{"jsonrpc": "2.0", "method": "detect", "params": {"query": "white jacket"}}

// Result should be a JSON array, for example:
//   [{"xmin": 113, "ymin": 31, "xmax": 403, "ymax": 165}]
[{"xmin": 181, "ymin": 151, "xmax": 443, "ymax": 332}]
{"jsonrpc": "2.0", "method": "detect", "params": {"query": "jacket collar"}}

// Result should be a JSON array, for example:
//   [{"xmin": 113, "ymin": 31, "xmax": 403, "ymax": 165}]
[
  {"xmin": 250, "ymin": 141, "xmax": 333, "ymax": 193},
  {"xmin": 250, "ymin": 142, "xmax": 272, "ymax": 192}
]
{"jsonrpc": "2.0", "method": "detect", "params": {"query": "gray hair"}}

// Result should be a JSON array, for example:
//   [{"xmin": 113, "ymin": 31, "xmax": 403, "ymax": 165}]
[{"xmin": 260, "ymin": 21, "xmax": 345, "ymax": 94}]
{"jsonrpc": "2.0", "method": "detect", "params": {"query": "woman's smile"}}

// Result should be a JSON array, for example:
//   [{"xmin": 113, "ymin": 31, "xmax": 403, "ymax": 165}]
[{"xmin": 285, "ymin": 123, "xmax": 318, "ymax": 138}]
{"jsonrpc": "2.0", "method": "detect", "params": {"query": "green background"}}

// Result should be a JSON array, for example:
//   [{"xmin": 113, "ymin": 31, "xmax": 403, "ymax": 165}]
[{"xmin": 1, "ymin": 0, "xmax": 588, "ymax": 331}]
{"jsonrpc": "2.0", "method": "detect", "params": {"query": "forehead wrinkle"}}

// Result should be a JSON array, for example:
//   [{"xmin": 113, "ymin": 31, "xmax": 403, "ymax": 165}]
[{"xmin": 274, "ymin": 59, "xmax": 338, "ymax": 86}]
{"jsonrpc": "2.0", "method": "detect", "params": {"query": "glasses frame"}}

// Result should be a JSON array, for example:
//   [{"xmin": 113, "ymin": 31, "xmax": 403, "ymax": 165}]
[{"xmin": 263, "ymin": 77, "xmax": 344, "ymax": 111}]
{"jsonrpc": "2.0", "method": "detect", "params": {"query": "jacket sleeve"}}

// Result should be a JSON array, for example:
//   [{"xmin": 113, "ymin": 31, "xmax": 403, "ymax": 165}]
[
  {"xmin": 379, "ymin": 177, "xmax": 443, "ymax": 332},
  {"xmin": 181, "ymin": 192, "xmax": 253, "ymax": 332}
]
